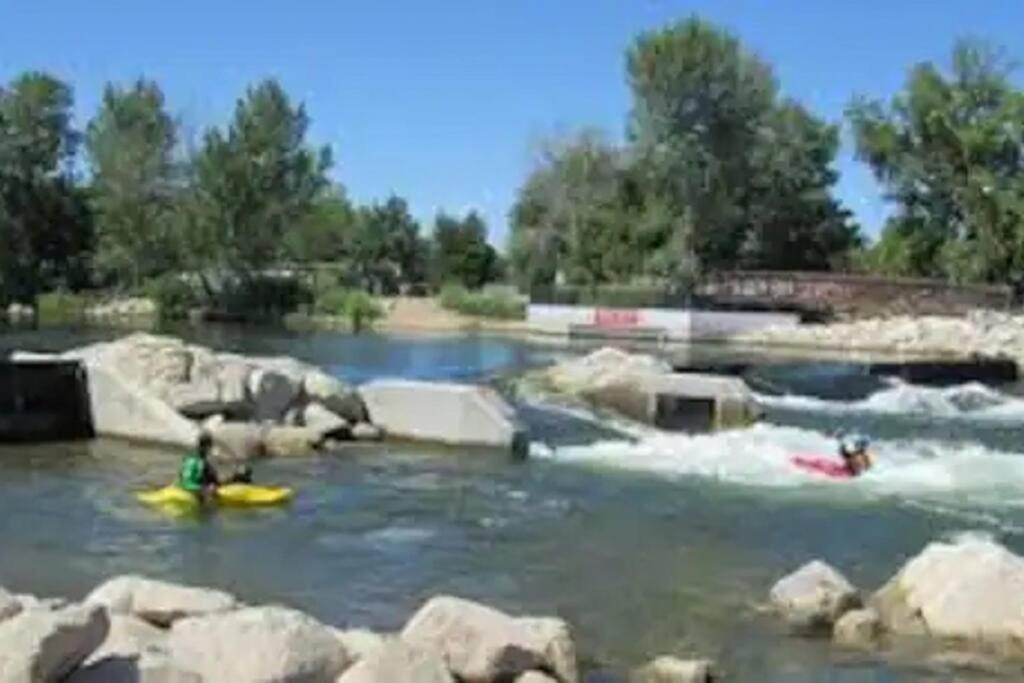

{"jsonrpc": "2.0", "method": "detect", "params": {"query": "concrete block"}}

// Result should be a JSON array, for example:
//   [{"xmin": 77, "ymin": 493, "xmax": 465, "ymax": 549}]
[
  {"xmin": 84, "ymin": 362, "xmax": 199, "ymax": 448},
  {"xmin": 359, "ymin": 380, "xmax": 527, "ymax": 456},
  {"xmin": 585, "ymin": 372, "xmax": 760, "ymax": 432}
]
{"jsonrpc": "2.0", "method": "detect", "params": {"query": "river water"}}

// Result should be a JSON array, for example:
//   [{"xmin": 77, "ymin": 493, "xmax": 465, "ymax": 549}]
[{"xmin": 2, "ymin": 326, "xmax": 1024, "ymax": 681}]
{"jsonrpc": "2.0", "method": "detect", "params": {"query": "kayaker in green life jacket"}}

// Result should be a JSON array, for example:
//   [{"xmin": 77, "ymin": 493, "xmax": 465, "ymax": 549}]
[{"xmin": 179, "ymin": 432, "xmax": 220, "ymax": 498}]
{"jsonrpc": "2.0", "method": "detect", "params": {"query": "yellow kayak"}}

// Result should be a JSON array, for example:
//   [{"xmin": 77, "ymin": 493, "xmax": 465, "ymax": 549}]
[{"xmin": 137, "ymin": 484, "xmax": 294, "ymax": 509}]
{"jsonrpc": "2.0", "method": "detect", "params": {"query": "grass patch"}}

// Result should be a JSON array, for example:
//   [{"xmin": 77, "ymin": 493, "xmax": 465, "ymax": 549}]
[
  {"xmin": 36, "ymin": 291, "xmax": 89, "ymax": 325},
  {"xmin": 439, "ymin": 284, "xmax": 526, "ymax": 320},
  {"xmin": 314, "ymin": 287, "xmax": 383, "ymax": 332}
]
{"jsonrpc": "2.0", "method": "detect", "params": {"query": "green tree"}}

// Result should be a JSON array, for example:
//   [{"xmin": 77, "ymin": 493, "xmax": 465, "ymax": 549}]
[
  {"xmin": 431, "ymin": 210, "xmax": 498, "ymax": 288},
  {"xmin": 86, "ymin": 79, "xmax": 181, "ymax": 287},
  {"xmin": 189, "ymin": 79, "xmax": 331, "ymax": 277},
  {"xmin": 849, "ymin": 39, "xmax": 1024, "ymax": 282},
  {"xmin": 350, "ymin": 196, "xmax": 425, "ymax": 294},
  {"xmin": 508, "ymin": 131, "xmax": 634, "ymax": 287},
  {"xmin": 283, "ymin": 184, "xmax": 357, "ymax": 265},
  {"xmin": 0, "ymin": 72, "xmax": 93, "ymax": 303},
  {"xmin": 627, "ymin": 17, "xmax": 857, "ymax": 272}
]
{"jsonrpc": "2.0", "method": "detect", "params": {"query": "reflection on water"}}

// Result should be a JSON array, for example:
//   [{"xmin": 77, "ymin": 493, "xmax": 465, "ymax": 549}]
[{"xmin": 1, "ymin": 327, "xmax": 1024, "ymax": 681}]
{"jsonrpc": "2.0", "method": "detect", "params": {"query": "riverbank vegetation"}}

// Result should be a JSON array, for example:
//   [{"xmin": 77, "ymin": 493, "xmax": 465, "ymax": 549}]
[{"xmin": 2, "ymin": 17, "xmax": 1023, "ymax": 327}]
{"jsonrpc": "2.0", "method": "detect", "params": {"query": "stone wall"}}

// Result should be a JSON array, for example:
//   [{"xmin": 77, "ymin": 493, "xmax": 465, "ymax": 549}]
[{"xmin": 700, "ymin": 271, "xmax": 1013, "ymax": 320}]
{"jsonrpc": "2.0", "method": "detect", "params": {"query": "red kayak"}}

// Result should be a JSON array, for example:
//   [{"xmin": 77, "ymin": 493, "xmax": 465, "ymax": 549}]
[{"xmin": 790, "ymin": 455, "xmax": 853, "ymax": 479}]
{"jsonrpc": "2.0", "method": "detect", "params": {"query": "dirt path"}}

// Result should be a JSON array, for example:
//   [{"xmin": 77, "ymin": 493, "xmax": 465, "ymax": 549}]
[{"xmin": 375, "ymin": 297, "xmax": 529, "ymax": 334}]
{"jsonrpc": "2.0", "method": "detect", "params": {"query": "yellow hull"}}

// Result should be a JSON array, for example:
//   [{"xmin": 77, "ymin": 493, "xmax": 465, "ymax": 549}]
[{"xmin": 137, "ymin": 484, "xmax": 294, "ymax": 509}]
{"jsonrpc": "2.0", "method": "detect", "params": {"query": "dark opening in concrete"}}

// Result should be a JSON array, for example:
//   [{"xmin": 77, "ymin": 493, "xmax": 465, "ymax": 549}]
[{"xmin": 0, "ymin": 360, "xmax": 94, "ymax": 442}]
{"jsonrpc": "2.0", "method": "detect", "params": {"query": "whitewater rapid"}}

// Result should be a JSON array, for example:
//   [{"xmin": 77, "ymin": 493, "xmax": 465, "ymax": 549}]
[{"xmin": 527, "ymin": 381, "xmax": 1024, "ymax": 514}]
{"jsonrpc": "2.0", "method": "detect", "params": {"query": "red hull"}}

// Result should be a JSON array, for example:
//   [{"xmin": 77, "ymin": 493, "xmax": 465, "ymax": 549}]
[{"xmin": 790, "ymin": 455, "xmax": 853, "ymax": 479}]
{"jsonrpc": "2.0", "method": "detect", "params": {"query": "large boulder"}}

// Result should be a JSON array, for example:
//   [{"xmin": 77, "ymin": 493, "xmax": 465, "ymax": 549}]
[
  {"xmin": 298, "ymin": 402, "xmax": 351, "ymax": 440},
  {"xmin": 84, "ymin": 614, "xmax": 167, "ymax": 664},
  {"xmin": 262, "ymin": 426, "xmax": 324, "ymax": 457},
  {"xmin": 0, "ymin": 604, "xmax": 109, "ymax": 683},
  {"xmin": 209, "ymin": 421, "xmax": 267, "ymax": 460},
  {"xmin": 16, "ymin": 594, "xmax": 71, "ymax": 613},
  {"xmin": 631, "ymin": 656, "xmax": 716, "ymax": 683},
  {"xmin": 517, "ymin": 673, "xmax": 559, "ymax": 683},
  {"xmin": 248, "ymin": 367, "xmax": 301, "ymax": 422},
  {"xmin": 85, "ymin": 575, "xmax": 237, "ymax": 627},
  {"xmin": 401, "ymin": 595, "xmax": 577, "ymax": 683},
  {"xmin": 360, "ymin": 380, "xmax": 527, "ymax": 456},
  {"xmin": 769, "ymin": 560, "xmax": 860, "ymax": 632},
  {"xmin": 544, "ymin": 347, "xmax": 670, "ymax": 395},
  {"xmin": 337, "ymin": 639, "xmax": 453, "ymax": 683},
  {"xmin": 871, "ymin": 537, "xmax": 1024, "ymax": 649},
  {"xmin": 334, "ymin": 628, "xmax": 387, "ymax": 663},
  {"xmin": 832, "ymin": 608, "xmax": 883, "ymax": 649},
  {"xmin": 167, "ymin": 606, "xmax": 350, "ymax": 683},
  {"xmin": 302, "ymin": 369, "xmax": 366, "ymax": 424}
]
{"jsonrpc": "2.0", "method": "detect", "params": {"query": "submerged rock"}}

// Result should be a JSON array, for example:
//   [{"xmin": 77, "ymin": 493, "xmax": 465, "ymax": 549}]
[
  {"xmin": 0, "ymin": 604, "xmax": 110, "ymax": 683},
  {"xmin": 401, "ymin": 595, "xmax": 577, "ymax": 683},
  {"xmin": 872, "ymin": 537, "xmax": 1024, "ymax": 652},
  {"xmin": 631, "ymin": 656, "xmax": 716, "ymax": 683},
  {"xmin": 770, "ymin": 560, "xmax": 860, "ymax": 632},
  {"xmin": 85, "ymin": 575, "xmax": 237, "ymax": 627},
  {"xmin": 262, "ymin": 425, "xmax": 325, "ymax": 457},
  {"xmin": 337, "ymin": 639, "xmax": 453, "ymax": 683},
  {"xmin": 352, "ymin": 422, "xmax": 384, "ymax": 442},
  {"xmin": 833, "ymin": 608, "xmax": 882, "ymax": 649},
  {"xmin": 168, "ymin": 606, "xmax": 350, "ymax": 683},
  {"xmin": 297, "ymin": 402, "xmax": 351, "ymax": 439}
]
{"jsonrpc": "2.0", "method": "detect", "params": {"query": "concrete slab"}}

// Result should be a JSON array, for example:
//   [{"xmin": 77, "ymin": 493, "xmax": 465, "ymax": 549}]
[
  {"xmin": 359, "ymin": 380, "xmax": 527, "ymax": 456},
  {"xmin": 83, "ymin": 362, "xmax": 198, "ymax": 448}
]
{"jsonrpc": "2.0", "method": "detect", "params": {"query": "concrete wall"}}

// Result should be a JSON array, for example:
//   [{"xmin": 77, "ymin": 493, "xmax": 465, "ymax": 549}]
[
  {"xmin": 359, "ymin": 379, "xmax": 526, "ymax": 456},
  {"xmin": 527, "ymin": 304, "xmax": 798, "ymax": 340}
]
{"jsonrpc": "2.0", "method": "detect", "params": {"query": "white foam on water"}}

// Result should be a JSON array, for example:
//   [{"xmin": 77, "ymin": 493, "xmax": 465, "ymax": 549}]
[
  {"xmin": 531, "ymin": 424, "xmax": 1024, "ymax": 503},
  {"xmin": 757, "ymin": 381, "xmax": 1024, "ymax": 421}
]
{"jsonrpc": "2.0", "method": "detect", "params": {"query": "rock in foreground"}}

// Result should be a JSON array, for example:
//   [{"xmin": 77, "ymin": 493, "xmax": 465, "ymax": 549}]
[
  {"xmin": 769, "ymin": 560, "xmax": 860, "ymax": 632},
  {"xmin": 338, "ymin": 639, "xmax": 453, "ymax": 683},
  {"xmin": 168, "ymin": 606, "xmax": 350, "ymax": 683},
  {"xmin": 0, "ymin": 604, "xmax": 109, "ymax": 683},
  {"xmin": 401, "ymin": 595, "xmax": 577, "ymax": 683},
  {"xmin": 85, "ymin": 575, "xmax": 237, "ymax": 627},
  {"xmin": 873, "ymin": 537, "xmax": 1024, "ymax": 649},
  {"xmin": 631, "ymin": 656, "xmax": 716, "ymax": 683}
]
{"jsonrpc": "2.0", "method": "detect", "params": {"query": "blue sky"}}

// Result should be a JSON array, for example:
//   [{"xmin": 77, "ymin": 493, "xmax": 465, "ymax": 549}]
[{"xmin": 2, "ymin": 1, "xmax": 1023, "ymax": 247}]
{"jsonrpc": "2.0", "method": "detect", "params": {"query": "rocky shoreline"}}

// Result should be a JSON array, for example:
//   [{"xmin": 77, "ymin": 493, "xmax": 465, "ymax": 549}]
[
  {"xmin": 0, "ymin": 577, "xmax": 713, "ymax": 683},
  {"xmin": 734, "ymin": 309, "xmax": 1024, "ymax": 366}
]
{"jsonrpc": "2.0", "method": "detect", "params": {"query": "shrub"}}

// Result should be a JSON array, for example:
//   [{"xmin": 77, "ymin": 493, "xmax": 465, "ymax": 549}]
[
  {"xmin": 439, "ymin": 284, "xmax": 526, "ymax": 320},
  {"xmin": 144, "ymin": 275, "xmax": 201, "ymax": 321},
  {"xmin": 314, "ymin": 287, "xmax": 383, "ymax": 332},
  {"xmin": 36, "ymin": 291, "xmax": 89, "ymax": 325},
  {"xmin": 218, "ymin": 275, "xmax": 314, "ymax": 318}
]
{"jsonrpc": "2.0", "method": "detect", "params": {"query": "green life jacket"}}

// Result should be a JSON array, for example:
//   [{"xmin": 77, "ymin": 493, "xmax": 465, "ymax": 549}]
[{"xmin": 178, "ymin": 453, "xmax": 206, "ymax": 492}]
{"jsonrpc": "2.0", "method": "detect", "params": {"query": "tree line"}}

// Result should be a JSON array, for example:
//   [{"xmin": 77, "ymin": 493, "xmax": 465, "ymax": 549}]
[
  {"xmin": 3, "ymin": 15, "xmax": 1024, "ymax": 316},
  {"xmin": 0, "ymin": 76, "xmax": 499, "ymax": 310},
  {"xmin": 508, "ymin": 17, "xmax": 1024, "ymax": 290}
]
